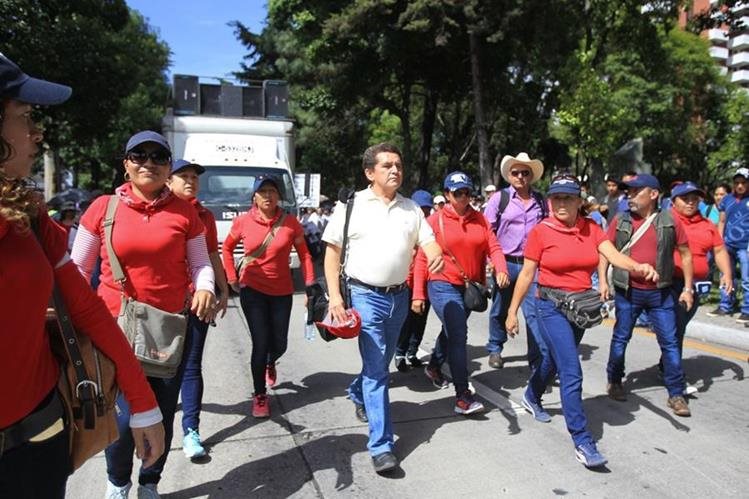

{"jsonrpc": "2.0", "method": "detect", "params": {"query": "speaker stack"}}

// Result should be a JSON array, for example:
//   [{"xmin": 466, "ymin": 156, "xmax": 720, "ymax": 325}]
[{"xmin": 172, "ymin": 75, "xmax": 289, "ymax": 119}]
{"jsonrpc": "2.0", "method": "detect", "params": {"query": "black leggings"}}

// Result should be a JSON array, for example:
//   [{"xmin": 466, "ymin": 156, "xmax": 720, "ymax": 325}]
[{"xmin": 239, "ymin": 287, "xmax": 293, "ymax": 394}]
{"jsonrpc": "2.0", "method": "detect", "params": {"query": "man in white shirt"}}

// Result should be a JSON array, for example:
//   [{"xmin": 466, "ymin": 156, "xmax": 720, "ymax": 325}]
[{"xmin": 322, "ymin": 143, "xmax": 443, "ymax": 474}]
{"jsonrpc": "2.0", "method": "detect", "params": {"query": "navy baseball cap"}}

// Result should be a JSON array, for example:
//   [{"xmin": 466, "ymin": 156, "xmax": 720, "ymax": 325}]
[
  {"xmin": 443, "ymin": 171, "xmax": 474, "ymax": 192},
  {"xmin": 623, "ymin": 173, "xmax": 661, "ymax": 190},
  {"xmin": 171, "ymin": 159, "xmax": 205, "ymax": 175},
  {"xmin": 0, "ymin": 53, "xmax": 71, "ymax": 105},
  {"xmin": 125, "ymin": 130, "xmax": 171, "ymax": 154},
  {"xmin": 411, "ymin": 189, "xmax": 433, "ymax": 208},
  {"xmin": 547, "ymin": 175, "xmax": 581, "ymax": 196},
  {"xmin": 252, "ymin": 174, "xmax": 284, "ymax": 197},
  {"xmin": 671, "ymin": 181, "xmax": 705, "ymax": 199}
]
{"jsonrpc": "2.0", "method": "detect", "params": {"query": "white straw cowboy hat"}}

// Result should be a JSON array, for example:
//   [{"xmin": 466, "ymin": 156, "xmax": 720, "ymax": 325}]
[{"xmin": 500, "ymin": 152, "xmax": 544, "ymax": 184}]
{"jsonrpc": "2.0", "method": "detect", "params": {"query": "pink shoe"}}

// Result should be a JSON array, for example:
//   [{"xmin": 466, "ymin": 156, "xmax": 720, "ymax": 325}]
[
  {"xmin": 265, "ymin": 363, "xmax": 277, "ymax": 388},
  {"xmin": 252, "ymin": 394, "xmax": 270, "ymax": 418}
]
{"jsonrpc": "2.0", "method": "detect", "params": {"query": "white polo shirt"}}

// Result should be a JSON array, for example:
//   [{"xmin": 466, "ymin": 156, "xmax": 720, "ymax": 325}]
[{"xmin": 323, "ymin": 186, "xmax": 435, "ymax": 286}]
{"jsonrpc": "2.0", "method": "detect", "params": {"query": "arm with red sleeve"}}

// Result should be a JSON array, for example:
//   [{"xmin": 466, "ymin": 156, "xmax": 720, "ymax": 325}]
[
  {"xmin": 412, "ymin": 247, "xmax": 428, "ymax": 302},
  {"xmin": 222, "ymin": 216, "xmax": 242, "ymax": 284},
  {"xmin": 290, "ymin": 216, "xmax": 315, "ymax": 285}
]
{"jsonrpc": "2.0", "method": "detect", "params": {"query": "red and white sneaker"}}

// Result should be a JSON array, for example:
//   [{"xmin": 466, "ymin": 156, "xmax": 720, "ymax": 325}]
[
  {"xmin": 265, "ymin": 363, "xmax": 277, "ymax": 388},
  {"xmin": 252, "ymin": 393, "xmax": 270, "ymax": 418},
  {"xmin": 454, "ymin": 390, "xmax": 485, "ymax": 415}
]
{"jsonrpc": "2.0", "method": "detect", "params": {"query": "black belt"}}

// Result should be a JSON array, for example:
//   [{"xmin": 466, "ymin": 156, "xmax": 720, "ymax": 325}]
[
  {"xmin": 349, "ymin": 278, "xmax": 408, "ymax": 294},
  {"xmin": 505, "ymin": 255, "xmax": 524, "ymax": 264},
  {"xmin": 0, "ymin": 390, "xmax": 64, "ymax": 457}
]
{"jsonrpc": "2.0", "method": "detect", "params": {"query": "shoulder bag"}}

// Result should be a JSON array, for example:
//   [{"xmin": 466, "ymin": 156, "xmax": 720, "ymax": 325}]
[
  {"xmin": 235, "ymin": 212, "xmax": 287, "ymax": 276},
  {"xmin": 104, "ymin": 196, "xmax": 188, "ymax": 379},
  {"xmin": 438, "ymin": 213, "xmax": 490, "ymax": 312}
]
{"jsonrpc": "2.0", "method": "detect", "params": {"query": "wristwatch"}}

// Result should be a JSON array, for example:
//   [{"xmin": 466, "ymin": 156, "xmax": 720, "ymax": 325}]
[{"xmin": 682, "ymin": 287, "xmax": 694, "ymax": 294}]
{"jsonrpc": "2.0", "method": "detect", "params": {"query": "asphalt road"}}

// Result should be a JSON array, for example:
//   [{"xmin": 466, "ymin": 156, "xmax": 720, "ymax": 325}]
[{"xmin": 68, "ymin": 293, "xmax": 748, "ymax": 498}]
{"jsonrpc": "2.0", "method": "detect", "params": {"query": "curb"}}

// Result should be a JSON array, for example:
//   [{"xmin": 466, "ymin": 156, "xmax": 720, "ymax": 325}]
[{"xmin": 685, "ymin": 319, "xmax": 749, "ymax": 354}]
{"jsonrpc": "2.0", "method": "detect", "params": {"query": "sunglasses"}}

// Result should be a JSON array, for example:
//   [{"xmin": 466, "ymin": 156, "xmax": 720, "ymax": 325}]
[
  {"xmin": 452, "ymin": 189, "xmax": 472, "ymax": 198},
  {"xmin": 126, "ymin": 149, "xmax": 171, "ymax": 166},
  {"xmin": 510, "ymin": 170, "xmax": 531, "ymax": 178}
]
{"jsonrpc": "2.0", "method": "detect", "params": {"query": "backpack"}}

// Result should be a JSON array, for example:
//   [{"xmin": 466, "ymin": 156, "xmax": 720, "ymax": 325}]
[{"xmin": 494, "ymin": 188, "xmax": 548, "ymax": 228}]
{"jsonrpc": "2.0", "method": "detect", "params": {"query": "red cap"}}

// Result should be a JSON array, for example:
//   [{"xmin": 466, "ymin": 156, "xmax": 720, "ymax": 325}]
[{"xmin": 315, "ymin": 309, "xmax": 362, "ymax": 339}]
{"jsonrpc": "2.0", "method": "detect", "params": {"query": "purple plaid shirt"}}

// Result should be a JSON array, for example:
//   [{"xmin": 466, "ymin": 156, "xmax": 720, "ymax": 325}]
[{"xmin": 483, "ymin": 186, "xmax": 545, "ymax": 257}]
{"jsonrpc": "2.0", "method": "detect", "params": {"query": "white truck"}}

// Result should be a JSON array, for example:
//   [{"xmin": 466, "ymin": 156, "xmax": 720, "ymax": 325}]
[{"xmin": 161, "ymin": 108, "xmax": 300, "ymax": 268}]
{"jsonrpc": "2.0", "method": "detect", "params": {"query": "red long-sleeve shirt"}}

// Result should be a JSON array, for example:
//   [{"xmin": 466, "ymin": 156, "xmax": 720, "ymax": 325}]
[
  {"xmin": 413, "ymin": 205, "xmax": 507, "ymax": 301},
  {"xmin": 1, "ymin": 209, "xmax": 157, "ymax": 428},
  {"xmin": 222, "ymin": 207, "xmax": 314, "ymax": 296}
]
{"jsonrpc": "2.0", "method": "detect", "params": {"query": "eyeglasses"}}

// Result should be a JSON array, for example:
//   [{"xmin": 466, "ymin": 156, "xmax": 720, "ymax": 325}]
[
  {"xmin": 510, "ymin": 170, "xmax": 531, "ymax": 178},
  {"xmin": 126, "ymin": 149, "xmax": 171, "ymax": 166},
  {"xmin": 452, "ymin": 189, "xmax": 472, "ymax": 198}
]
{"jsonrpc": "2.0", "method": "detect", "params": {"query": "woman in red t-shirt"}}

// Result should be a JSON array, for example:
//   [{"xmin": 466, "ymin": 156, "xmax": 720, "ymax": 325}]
[
  {"xmin": 167, "ymin": 159, "xmax": 230, "ymax": 459},
  {"xmin": 0, "ymin": 60, "xmax": 163, "ymax": 498},
  {"xmin": 505, "ymin": 174, "xmax": 657, "ymax": 470},
  {"xmin": 222, "ymin": 175, "xmax": 314, "ymax": 418},
  {"xmin": 71, "ymin": 131, "xmax": 216, "ymax": 497}
]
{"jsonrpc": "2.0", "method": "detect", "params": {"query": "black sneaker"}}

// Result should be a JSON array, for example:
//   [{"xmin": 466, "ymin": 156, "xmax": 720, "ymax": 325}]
[
  {"xmin": 706, "ymin": 307, "xmax": 731, "ymax": 317},
  {"xmin": 424, "ymin": 365, "xmax": 449, "ymax": 389},
  {"xmin": 394, "ymin": 356, "xmax": 409, "ymax": 372},
  {"xmin": 407, "ymin": 355, "xmax": 423, "ymax": 368},
  {"xmin": 354, "ymin": 403, "xmax": 368, "ymax": 423},
  {"xmin": 736, "ymin": 313, "xmax": 749, "ymax": 324},
  {"xmin": 372, "ymin": 451, "xmax": 398, "ymax": 473}
]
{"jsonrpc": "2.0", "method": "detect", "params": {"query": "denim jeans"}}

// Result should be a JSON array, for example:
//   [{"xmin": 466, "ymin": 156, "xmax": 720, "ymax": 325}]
[
  {"xmin": 425, "ymin": 280, "xmax": 472, "ymax": 395},
  {"xmin": 658, "ymin": 280, "xmax": 701, "ymax": 372},
  {"xmin": 0, "ymin": 391, "xmax": 71, "ymax": 498},
  {"xmin": 487, "ymin": 260, "xmax": 546, "ymax": 368},
  {"xmin": 106, "ymin": 331, "xmax": 191, "ymax": 487},
  {"xmin": 180, "ymin": 313, "xmax": 210, "ymax": 434},
  {"xmin": 395, "ymin": 291, "xmax": 429, "ymax": 359},
  {"xmin": 718, "ymin": 244, "xmax": 749, "ymax": 314},
  {"xmin": 530, "ymin": 298, "xmax": 592, "ymax": 447},
  {"xmin": 239, "ymin": 287, "xmax": 293, "ymax": 395},
  {"xmin": 347, "ymin": 284, "xmax": 409, "ymax": 457},
  {"xmin": 607, "ymin": 288, "xmax": 685, "ymax": 397}
]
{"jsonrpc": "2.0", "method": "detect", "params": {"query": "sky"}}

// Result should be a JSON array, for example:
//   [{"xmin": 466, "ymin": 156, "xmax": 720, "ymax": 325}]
[{"xmin": 127, "ymin": 0, "xmax": 267, "ymax": 83}]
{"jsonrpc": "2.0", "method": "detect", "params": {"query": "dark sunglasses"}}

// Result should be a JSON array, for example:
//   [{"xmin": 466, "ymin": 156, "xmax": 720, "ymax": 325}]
[
  {"xmin": 451, "ymin": 189, "xmax": 472, "ymax": 198},
  {"xmin": 126, "ymin": 149, "xmax": 171, "ymax": 166},
  {"xmin": 510, "ymin": 170, "xmax": 531, "ymax": 178}
]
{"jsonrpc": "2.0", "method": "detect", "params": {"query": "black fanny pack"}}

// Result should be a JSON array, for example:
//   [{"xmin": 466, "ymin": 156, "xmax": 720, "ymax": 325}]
[{"xmin": 539, "ymin": 286, "xmax": 607, "ymax": 329}]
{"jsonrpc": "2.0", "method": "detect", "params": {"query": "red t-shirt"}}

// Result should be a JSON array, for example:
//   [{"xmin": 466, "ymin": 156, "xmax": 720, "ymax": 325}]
[
  {"xmin": 607, "ymin": 213, "xmax": 688, "ymax": 289},
  {"xmin": 1, "ymin": 208, "xmax": 156, "ymax": 427},
  {"xmin": 524, "ymin": 216, "xmax": 608, "ymax": 292},
  {"xmin": 412, "ymin": 205, "xmax": 507, "ymax": 301},
  {"xmin": 222, "ymin": 207, "xmax": 314, "ymax": 296},
  {"xmin": 79, "ymin": 186, "xmax": 206, "ymax": 315},
  {"xmin": 672, "ymin": 209, "xmax": 723, "ymax": 280}
]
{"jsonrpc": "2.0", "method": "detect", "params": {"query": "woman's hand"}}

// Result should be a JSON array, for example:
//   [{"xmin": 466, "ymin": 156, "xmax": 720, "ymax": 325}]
[
  {"xmin": 598, "ymin": 281, "xmax": 610, "ymax": 301},
  {"xmin": 215, "ymin": 289, "xmax": 229, "ymax": 319},
  {"xmin": 505, "ymin": 312, "xmax": 520, "ymax": 338},
  {"xmin": 229, "ymin": 281, "xmax": 241, "ymax": 294},
  {"xmin": 191, "ymin": 290, "xmax": 216, "ymax": 323},
  {"xmin": 679, "ymin": 290, "xmax": 695, "ymax": 312},
  {"xmin": 411, "ymin": 299, "xmax": 425, "ymax": 314},
  {"xmin": 132, "ymin": 422, "xmax": 165, "ymax": 469},
  {"xmin": 495, "ymin": 272, "xmax": 510, "ymax": 289},
  {"xmin": 633, "ymin": 263, "xmax": 658, "ymax": 282}
]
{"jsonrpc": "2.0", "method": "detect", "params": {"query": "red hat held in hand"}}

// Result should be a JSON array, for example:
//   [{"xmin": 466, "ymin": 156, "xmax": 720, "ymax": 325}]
[{"xmin": 315, "ymin": 309, "xmax": 362, "ymax": 339}]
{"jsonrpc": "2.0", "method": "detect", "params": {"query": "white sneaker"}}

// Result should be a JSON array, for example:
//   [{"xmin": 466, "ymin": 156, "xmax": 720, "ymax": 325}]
[
  {"xmin": 684, "ymin": 384, "xmax": 698, "ymax": 396},
  {"xmin": 105, "ymin": 481, "xmax": 131, "ymax": 499},
  {"xmin": 137, "ymin": 484, "xmax": 160, "ymax": 499}
]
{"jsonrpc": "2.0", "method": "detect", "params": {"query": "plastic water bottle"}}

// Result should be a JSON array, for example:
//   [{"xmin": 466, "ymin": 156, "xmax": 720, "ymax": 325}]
[{"xmin": 304, "ymin": 311, "xmax": 316, "ymax": 341}]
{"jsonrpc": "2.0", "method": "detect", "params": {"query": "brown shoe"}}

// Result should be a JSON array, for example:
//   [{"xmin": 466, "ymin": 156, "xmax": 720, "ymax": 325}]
[
  {"xmin": 607, "ymin": 382, "xmax": 627, "ymax": 401},
  {"xmin": 488, "ymin": 353, "xmax": 504, "ymax": 369},
  {"xmin": 667, "ymin": 395, "xmax": 691, "ymax": 417}
]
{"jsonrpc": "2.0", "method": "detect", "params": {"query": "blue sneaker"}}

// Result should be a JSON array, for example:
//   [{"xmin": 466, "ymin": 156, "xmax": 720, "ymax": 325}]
[
  {"xmin": 182, "ymin": 428, "xmax": 206, "ymax": 458},
  {"xmin": 574, "ymin": 441, "xmax": 607, "ymax": 468},
  {"xmin": 521, "ymin": 389, "xmax": 551, "ymax": 423}
]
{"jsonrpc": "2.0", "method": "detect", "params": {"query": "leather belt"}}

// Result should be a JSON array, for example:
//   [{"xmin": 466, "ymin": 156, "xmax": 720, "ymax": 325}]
[
  {"xmin": 505, "ymin": 255, "xmax": 524, "ymax": 264},
  {"xmin": 349, "ymin": 278, "xmax": 408, "ymax": 294},
  {"xmin": 0, "ymin": 390, "xmax": 64, "ymax": 457}
]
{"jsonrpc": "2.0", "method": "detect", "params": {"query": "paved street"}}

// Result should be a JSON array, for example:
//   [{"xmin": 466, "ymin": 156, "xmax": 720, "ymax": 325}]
[{"xmin": 68, "ymin": 293, "xmax": 748, "ymax": 498}]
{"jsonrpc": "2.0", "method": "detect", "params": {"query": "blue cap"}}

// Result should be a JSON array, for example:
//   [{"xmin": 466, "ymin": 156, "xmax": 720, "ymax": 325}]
[
  {"xmin": 443, "ymin": 171, "xmax": 474, "ymax": 192},
  {"xmin": 125, "ymin": 130, "xmax": 171, "ymax": 154},
  {"xmin": 171, "ymin": 159, "xmax": 205, "ymax": 175},
  {"xmin": 623, "ymin": 173, "xmax": 660, "ymax": 190},
  {"xmin": 252, "ymin": 174, "xmax": 284, "ymax": 197},
  {"xmin": 547, "ymin": 176, "xmax": 581, "ymax": 196},
  {"xmin": 671, "ymin": 181, "xmax": 705, "ymax": 199},
  {"xmin": 0, "ymin": 53, "xmax": 71, "ymax": 105},
  {"xmin": 411, "ymin": 189, "xmax": 433, "ymax": 208}
]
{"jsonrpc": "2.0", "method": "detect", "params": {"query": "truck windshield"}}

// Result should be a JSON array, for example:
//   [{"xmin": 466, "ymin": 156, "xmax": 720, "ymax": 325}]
[{"xmin": 197, "ymin": 166, "xmax": 297, "ymax": 213}]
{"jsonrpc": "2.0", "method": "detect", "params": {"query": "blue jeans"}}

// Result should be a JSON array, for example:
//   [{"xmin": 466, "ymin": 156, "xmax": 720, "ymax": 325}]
[
  {"xmin": 347, "ymin": 285, "xmax": 409, "ymax": 457},
  {"xmin": 607, "ymin": 288, "xmax": 685, "ymax": 397},
  {"xmin": 530, "ymin": 298, "xmax": 591, "ymax": 447},
  {"xmin": 719, "ymin": 244, "xmax": 749, "ymax": 314},
  {"xmin": 659, "ymin": 280, "xmax": 701, "ymax": 371},
  {"xmin": 239, "ymin": 287, "xmax": 293, "ymax": 395},
  {"xmin": 180, "ymin": 313, "xmax": 210, "ymax": 434},
  {"xmin": 487, "ymin": 260, "xmax": 546, "ymax": 368},
  {"xmin": 106, "ymin": 332, "xmax": 190, "ymax": 487},
  {"xmin": 426, "ymin": 281, "xmax": 472, "ymax": 395},
  {"xmin": 395, "ymin": 290, "xmax": 429, "ymax": 358}
]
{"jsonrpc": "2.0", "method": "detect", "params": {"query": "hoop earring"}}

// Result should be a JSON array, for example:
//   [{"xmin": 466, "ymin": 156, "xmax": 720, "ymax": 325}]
[{"xmin": 124, "ymin": 171, "xmax": 131, "ymax": 181}]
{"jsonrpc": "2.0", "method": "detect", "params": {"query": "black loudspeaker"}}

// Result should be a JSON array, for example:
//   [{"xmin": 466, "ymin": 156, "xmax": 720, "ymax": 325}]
[
  {"xmin": 242, "ymin": 86, "xmax": 264, "ymax": 117},
  {"xmin": 221, "ymin": 85, "xmax": 243, "ymax": 117},
  {"xmin": 200, "ymin": 84, "xmax": 221, "ymax": 115},
  {"xmin": 263, "ymin": 80, "xmax": 289, "ymax": 118},
  {"xmin": 173, "ymin": 75, "xmax": 199, "ymax": 115}
]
